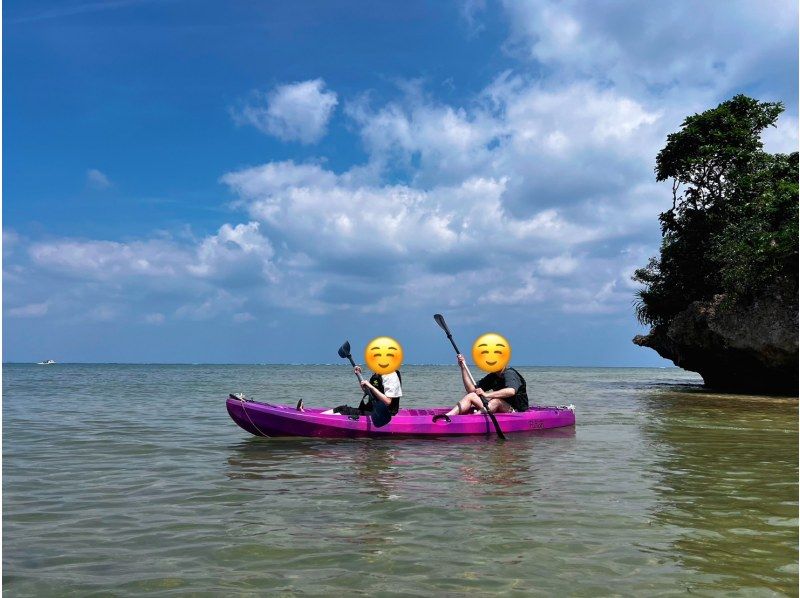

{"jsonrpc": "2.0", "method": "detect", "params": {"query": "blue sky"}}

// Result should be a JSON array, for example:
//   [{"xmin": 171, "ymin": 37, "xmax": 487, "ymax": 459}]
[{"xmin": 4, "ymin": 0, "xmax": 798, "ymax": 364}]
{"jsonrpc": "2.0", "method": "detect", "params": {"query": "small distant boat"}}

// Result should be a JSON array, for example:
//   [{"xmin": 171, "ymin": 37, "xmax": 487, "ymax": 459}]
[{"xmin": 36, "ymin": 359, "xmax": 56, "ymax": 365}]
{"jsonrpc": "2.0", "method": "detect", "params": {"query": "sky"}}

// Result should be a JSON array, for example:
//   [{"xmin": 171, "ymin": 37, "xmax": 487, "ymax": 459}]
[{"xmin": 3, "ymin": 0, "xmax": 798, "ymax": 365}]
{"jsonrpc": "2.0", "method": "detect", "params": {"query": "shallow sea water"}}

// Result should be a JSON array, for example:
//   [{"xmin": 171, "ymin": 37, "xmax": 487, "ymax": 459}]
[{"xmin": 3, "ymin": 364, "xmax": 798, "ymax": 596}]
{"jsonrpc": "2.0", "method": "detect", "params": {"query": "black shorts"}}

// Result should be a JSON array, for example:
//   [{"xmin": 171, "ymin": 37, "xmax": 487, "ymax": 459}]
[{"xmin": 509, "ymin": 396, "xmax": 528, "ymax": 412}]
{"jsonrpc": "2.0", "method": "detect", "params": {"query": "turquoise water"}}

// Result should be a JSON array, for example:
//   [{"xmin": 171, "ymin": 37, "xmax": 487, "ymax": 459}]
[{"xmin": 3, "ymin": 364, "xmax": 798, "ymax": 595}]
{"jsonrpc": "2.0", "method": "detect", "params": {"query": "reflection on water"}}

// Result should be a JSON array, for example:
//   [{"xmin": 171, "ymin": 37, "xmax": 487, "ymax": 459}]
[
  {"xmin": 457, "ymin": 439, "xmax": 531, "ymax": 496},
  {"xmin": 226, "ymin": 428, "xmax": 578, "ymax": 500},
  {"xmin": 641, "ymin": 387, "xmax": 799, "ymax": 594},
  {"xmin": 4, "ymin": 364, "xmax": 797, "ymax": 595}
]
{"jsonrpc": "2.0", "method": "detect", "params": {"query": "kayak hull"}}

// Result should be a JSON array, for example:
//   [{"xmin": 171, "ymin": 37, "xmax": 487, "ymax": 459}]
[{"xmin": 226, "ymin": 397, "xmax": 576, "ymax": 438}]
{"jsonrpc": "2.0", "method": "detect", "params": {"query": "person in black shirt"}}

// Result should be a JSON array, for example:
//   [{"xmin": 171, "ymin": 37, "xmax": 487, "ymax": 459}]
[{"xmin": 444, "ymin": 354, "xmax": 528, "ymax": 416}]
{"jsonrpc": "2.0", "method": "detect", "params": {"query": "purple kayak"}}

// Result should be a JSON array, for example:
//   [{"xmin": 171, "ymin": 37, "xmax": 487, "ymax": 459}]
[{"xmin": 226, "ymin": 396, "xmax": 576, "ymax": 438}]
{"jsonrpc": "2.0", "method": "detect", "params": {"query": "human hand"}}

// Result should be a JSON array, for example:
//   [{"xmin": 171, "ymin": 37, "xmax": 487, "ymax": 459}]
[
  {"xmin": 457, "ymin": 354, "xmax": 466, "ymax": 367},
  {"xmin": 359, "ymin": 379, "xmax": 371, "ymax": 391},
  {"xmin": 473, "ymin": 387, "xmax": 486, "ymax": 397},
  {"xmin": 354, "ymin": 365, "xmax": 362, "ymax": 376}
]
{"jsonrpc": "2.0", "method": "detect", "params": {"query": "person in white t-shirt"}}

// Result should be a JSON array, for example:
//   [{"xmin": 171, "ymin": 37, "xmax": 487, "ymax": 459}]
[
  {"xmin": 330, "ymin": 336, "xmax": 404, "ymax": 417},
  {"xmin": 353, "ymin": 365, "xmax": 403, "ymax": 415}
]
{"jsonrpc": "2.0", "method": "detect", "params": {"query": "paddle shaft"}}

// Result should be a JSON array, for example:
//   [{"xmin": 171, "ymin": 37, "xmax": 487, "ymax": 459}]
[
  {"xmin": 343, "ymin": 350, "xmax": 380, "ymax": 407},
  {"xmin": 434, "ymin": 315, "xmax": 506, "ymax": 439},
  {"xmin": 443, "ymin": 332, "xmax": 462, "ymax": 356},
  {"xmin": 345, "ymin": 354, "xmax": 365, "ymax": 382},
  {"xmin": 438, "ymin": 317, "xmax": 481, "ymax": 386},
  {"xmin": 339, "ymin": 343, "xmax": 392, "ymax": 427}
]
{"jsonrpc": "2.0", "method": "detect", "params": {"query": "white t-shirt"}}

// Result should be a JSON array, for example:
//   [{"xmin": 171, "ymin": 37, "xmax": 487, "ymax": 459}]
[{"xmin": 381, "ymin": 371, "xmax": 402, "ymax": 398}]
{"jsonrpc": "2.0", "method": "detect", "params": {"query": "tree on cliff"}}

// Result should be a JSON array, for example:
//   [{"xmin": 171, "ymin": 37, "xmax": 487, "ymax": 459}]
[{"xmin": 634, "ymin": 95, "xmax": 799, "ymax": 327}]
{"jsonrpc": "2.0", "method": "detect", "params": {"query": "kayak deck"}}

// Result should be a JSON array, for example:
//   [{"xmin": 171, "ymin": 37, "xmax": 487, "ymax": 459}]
[{"xmin": 226, "ymin": 397, "xmax": 576, "ymax": 438}]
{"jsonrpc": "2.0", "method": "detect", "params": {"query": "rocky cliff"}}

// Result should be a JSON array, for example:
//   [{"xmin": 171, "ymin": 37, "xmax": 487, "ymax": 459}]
[{"xmin": 633, "ymin": 292, "xmax": 798, "ymax": 395}]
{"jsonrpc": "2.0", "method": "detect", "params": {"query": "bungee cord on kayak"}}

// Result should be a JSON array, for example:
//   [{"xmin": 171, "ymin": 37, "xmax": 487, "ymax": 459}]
[{"xmin": 230, "ymin": 393, "xmax": 272, "ymax": 438}]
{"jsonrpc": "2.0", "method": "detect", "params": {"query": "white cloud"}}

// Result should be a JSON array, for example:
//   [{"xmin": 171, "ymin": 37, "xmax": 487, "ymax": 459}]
[
  {"xmin": 87, "ymin": 168, "xmax": 112, "ymax": 190},
  {"xmin": 222, "ymin": 159, "xmax": 629, "ymax": 270},
  {"xmin": 16, "ymin": 74, "xmax": 683, "ymax": 321},
  {"xmin": 174, "ymin": 289, "xmax": 245, "ymax": 321},
  {"xmin": 346, "ymin": 93, "xmax": 502, "ymax": 186},
  {"xmin": 188, "ymin": 222, "xmax": 277, "ymax": 284},
  {"xmin": 7, "ymin": 2, "xmax": 795, "ymax": 331},
  {"xmin": 347, "ymin": 76, "xmax": 665, "ymax": 217},
  {"xmin": 3, "ymin": 229, "xmax": 21, "ymax": 256},
  {"xmin": 7, "ymin": 302, "xmax": 49, "ymax": 318},
  {"xmin": 561, "ymin": 280, "xmax": 624, "ymax": 314},
  {"xmin": 537, "ymin": 254, "xmax": 579, "ymax": 277},
  {"xmin": 30, "ymin": 238, "xmax": 185, "ymax": 280},
  {"xmin": 29, "ymin": 222, "xmax": 276, "ymax": 287},
  {"xmin": 21, "ymin": 223, "xmax": 278, "ymax": 323},
  {"xmin": 501, "ymin": 0, "xmax": 798, "ymax": 99},
  {"xmin": 762, "ymin": 115, "xmax": 799, "ymax": 154},
  {"xmin": 216, "ymin": 157, "xmax": 658, "ymax": 316},
  {"xmin": 232, "ymin": 79, "xmax": 338, "ymax": 144},
  {"xmin": 460, "ymin": 0, "xmax": 487, "ymax": 36},
  {"xmin": 480, "ymin": 273, "xmax": 541, "ymax": 305},
  {"xmin": 89, "ymin": 305, "xmax": 117, "ymax": 322}
]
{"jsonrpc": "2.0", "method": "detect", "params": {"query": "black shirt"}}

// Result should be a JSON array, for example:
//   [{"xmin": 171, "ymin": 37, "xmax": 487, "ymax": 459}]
[{"xmin": 477, "ymin": 367, "xmax": 528, "ymax": 412}]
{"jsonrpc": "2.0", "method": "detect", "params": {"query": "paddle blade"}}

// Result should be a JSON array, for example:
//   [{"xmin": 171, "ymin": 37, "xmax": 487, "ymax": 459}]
[
  {"xmin": 337, "ymin": 341, "xmax": 351, "ymax": 359},
  {"xmin": 370, "ymin": 399, "xmax": 392, "ymax": 428},
  {"xmin": 433, "ymin": 313, "xmax": 451, "ymax": 335}
]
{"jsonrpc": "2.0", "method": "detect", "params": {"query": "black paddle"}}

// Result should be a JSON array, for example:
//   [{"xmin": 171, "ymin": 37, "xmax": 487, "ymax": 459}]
[
  {"xmin": 337, "ymin": 340, "xmax": 392, "ymax": 428},
  {"xmin": 433, "ymin": 314, "xmax": 506, "ymax": 439}
]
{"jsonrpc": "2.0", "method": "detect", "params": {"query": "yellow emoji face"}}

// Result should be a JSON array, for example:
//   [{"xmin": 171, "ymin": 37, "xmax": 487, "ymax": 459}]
[
  {"xmin": 364, "ymin": 336, "xmax": 404, "ymax": 375},
  {"xmin": 472, "ymin": 333, "xmax": 511, "ymax": 373}
]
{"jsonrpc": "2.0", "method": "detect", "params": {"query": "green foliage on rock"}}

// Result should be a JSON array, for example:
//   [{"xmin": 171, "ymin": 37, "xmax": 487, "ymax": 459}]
[{"xmin": 634, "ymin": 95, "xmax": 799, "ymax": 326}]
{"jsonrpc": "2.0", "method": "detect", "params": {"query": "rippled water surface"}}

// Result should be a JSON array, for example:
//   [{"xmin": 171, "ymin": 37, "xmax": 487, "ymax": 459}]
[{"xmin": 3, "ymin": 364, "xmax": 798, "ymax": 595}]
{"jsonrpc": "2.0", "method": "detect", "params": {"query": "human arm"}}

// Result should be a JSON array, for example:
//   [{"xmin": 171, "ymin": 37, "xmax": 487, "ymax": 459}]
[
  {"xmin": 457, "ymin": 354, "xmax": 476, "ymax": 392},
  {"xmin": 360, "ymin": 379, "xmax": 392, "ymax": 406},
  {"xmin": 482, "ymin": 387, "xmax": 515, "ymax": 401},
  {"xmin": 483, "ymin": 369, "xmax": 522, "ymax": 401}
]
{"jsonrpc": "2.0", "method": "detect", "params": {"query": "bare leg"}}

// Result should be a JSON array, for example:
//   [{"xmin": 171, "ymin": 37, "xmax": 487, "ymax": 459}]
[
  {"xmin": 446, "ymin": 392, "xmax": 485, "ymax": 416},
  {"xmin": 487, "ymin": 398, "xmax": 513, "ymax": 413}
]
